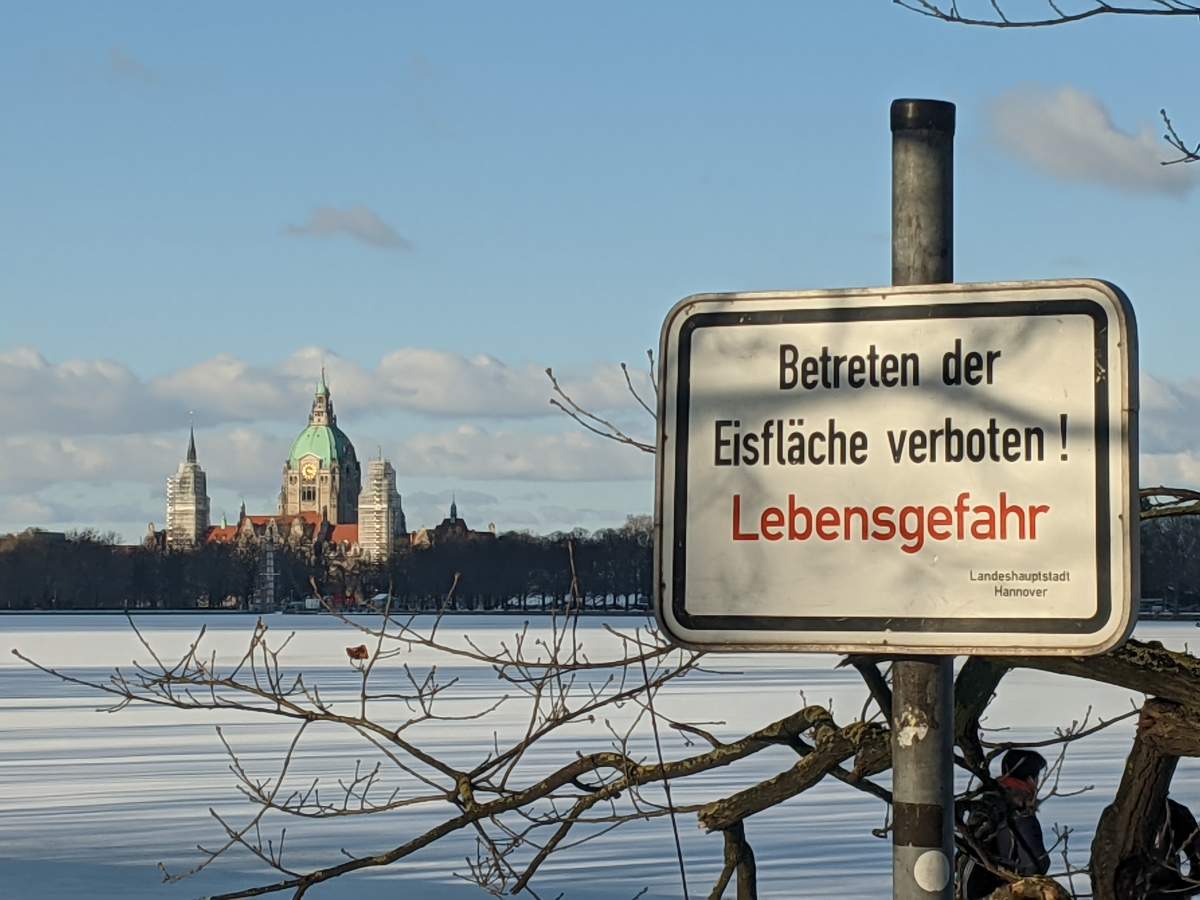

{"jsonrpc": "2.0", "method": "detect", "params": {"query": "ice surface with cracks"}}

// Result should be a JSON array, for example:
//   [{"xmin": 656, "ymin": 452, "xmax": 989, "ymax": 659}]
[{"xmin": 2, "ymin": 615, "xmax": 1199, "ymax": 898}]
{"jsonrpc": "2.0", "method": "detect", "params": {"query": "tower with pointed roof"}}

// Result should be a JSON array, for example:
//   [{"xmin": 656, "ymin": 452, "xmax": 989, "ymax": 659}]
[
  {"xmin": 358, "ymin": 459, "xmax": 406, "ymax": 562},
  {"xmin": 280, "ymin": 370, "xmax": 362, "ymax": 524},
  {"xmin": 166, "ymin": 427, "xmax": 211, "ymax": 547},
  {"xmin": 429, "ymin": 492, "xmax": 476, "ymax": 544}
]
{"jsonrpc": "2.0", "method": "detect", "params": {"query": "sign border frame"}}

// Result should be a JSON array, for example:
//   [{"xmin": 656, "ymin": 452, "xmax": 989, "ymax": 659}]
[{"xmin": 653, "ymin": 279, "xmax": 1139, "ymax": 656}]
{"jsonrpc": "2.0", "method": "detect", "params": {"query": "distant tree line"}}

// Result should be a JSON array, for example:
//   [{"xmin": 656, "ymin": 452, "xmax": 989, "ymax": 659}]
[
  {"xmin": 0, "ymin": 518, "xmax": 653, "ymax": 612},
  {"xmin": 6, "ymin": 515, "xmax": 1200, "ymax": 613},
  {"xmin": 358, "ymin": 522, "xmax": 653, "ymax": 612},
  {"xmin": 1141, "ymin": 515, "xmax": 1200, "ymax": 610},
  {"xmin": 0, "ymin": 529, "xmax": 258, "ymax": 610}
]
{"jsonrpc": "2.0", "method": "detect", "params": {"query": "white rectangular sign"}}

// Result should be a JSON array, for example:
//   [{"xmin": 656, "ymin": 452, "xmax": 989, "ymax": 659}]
[{"xmin": 655, "ymin": 280, "xmax": 1138, "ymax": 655}]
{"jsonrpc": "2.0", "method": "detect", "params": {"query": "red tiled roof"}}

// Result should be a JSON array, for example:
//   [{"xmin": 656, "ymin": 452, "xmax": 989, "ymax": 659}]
[
  {"xmin": 245, "ymin": 514, "xmax": 311, "ymax": 525},
  {"xmin": 206, "ymin": 526, "xmax": 238, "ymax": 544},
  {"xmin": 330, "ymin": 524, "xmax": 358, "ymax": 544},
  {"xmin": 239, "ymin": 512, "xmax": 324, "ymax": 527},
  {"xmin": 205, "ymin": 514, "xmax": 353, "ymax": 545}
]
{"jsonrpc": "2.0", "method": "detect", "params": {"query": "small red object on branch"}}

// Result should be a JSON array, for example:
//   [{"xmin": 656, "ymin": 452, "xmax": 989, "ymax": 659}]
[{"xmin": 346, "ymin": 645, "xmax": 369, "ymax": 661}]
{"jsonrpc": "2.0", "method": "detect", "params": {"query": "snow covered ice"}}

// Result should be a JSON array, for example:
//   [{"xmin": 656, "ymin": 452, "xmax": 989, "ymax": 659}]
[{"xmin": 2, "ymin": 615, "xmax": 1196, "ymax": 899}]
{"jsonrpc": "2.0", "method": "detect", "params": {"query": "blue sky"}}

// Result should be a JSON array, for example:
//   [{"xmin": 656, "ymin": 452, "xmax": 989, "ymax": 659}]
[{"xmin": 2, "ymin": 2, "xmax": 1199, "ymax": 539}]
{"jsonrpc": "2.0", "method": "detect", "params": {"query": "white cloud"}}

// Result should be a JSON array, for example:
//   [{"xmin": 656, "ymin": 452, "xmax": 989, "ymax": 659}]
[
  {"xmin": 538, "ymin": 504, "xmax": 623, "ymax": 526},
  {"xmin": 0, "ymin": 495, "xmax": 60, "ymax": 525},
  {"xmin": 395, "ymin": 425, "xmax": 653, "ymax": 482},
  {"xmin": 988, "ymin": 86, "xmax": 1198, "ymax": 195},
  {"xmin": 1142, "ymin": 451, "xmax": 1200, "ymax": 488},
  {"xmin": 153, "ymin": 354, "xmax": 302, "ymax": 424},
  {"xmin": 0, "ymin": 428, "xmax": 285, "ymax": 494},
  {"xmin": 0, "ymin": 345, "xmax": 653, "ymax": 436},
  {"xmin": 1137, "ymin": 372, "xmax": 1200, "ymax": 489},
  {"xmin": 0, "ymin": 348, "xmax": 176, "ymax": 435},
  {"xmin": 0, "ymin": 419, "xmax": 651, "ymax": 539},
  {"xmin": 19, "ymin": 364, "xmax": 1200, "ymax": 538},
  {"xmin": 0, "ymin": 423, "xmax": 650, "ymax": 491},
  {"xmin": 284, "ymin": 206, "xmax": 411, "ymax": 250},
  {"xmin": 1140, "ymin": 372, "xmax": 1200, "ymax": 455},
  {"xmin": 0, "ymin": 341, "xmax": 659, "ymax": 538},
  {"xmin": 405, "ymin": 489, "xmax": 500, "ymax": 508},
  {"xmin": 495, "ymin": 509, "xmax": 541, "ymax": 527},
  {"xmin": 367, "ymin": 349, "xmax": 651, "ymax": 418},
  {"xmin": 401, "ymin": 489, "xmax": 500, "ymax": 531}
]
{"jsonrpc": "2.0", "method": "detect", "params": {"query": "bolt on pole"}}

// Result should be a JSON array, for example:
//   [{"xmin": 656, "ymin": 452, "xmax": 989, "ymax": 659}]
[{"xmin": 890, "ymin": 97, "xmax": 957, "ymax": 900}]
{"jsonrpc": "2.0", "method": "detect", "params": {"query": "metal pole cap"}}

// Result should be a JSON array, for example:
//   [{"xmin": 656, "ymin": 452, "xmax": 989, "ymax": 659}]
[{"xmin": 891, "ymin": 99, "xmax": 956, "ymax": 135}]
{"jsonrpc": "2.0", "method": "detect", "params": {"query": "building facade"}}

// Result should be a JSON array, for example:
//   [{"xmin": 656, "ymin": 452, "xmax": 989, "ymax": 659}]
[
  {"xmin": 279, "ymin": 370, "xmax": 361, "ymax": 525},
  {"xmin": 410, "ymin": 497, "xmax": 496, "ymax": 548},
  {"xmin": 165, "ymin": 428, "xmax": 210, "ymax": 547},
  {"xmin": 155, "ymin": 369, "xmax": 489, "ymax": 568},
  {"xmin": 358, "ymin": 459, "xmax": 406, "ymax": 562}
]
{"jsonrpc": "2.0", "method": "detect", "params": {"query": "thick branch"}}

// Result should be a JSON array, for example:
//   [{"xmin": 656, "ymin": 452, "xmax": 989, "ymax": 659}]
[
  {"xmin": 212, "ymin": 706, "xmax": 834, "ymax": 897},
  {"xmin": 848, "ymin": 658, "xmax": 893, "ymax": 723},
  {"xmin": 999, "ymin": 639, "xmax": 1200, "ymax": 711},
  {"xmin": 985, "ymin": 878, "xmax": 1072, "ymax": 899},
  {"xmin": 697, "ymin": 716, "xmax": 889, "ymax": 833},
  {"xmin": 1142, "ymin": 486, "xmax": 1200, "ymax": 520},
  {"xmin": 955, "ymin": 657, "xmax": 1011, "ymax": 778}
]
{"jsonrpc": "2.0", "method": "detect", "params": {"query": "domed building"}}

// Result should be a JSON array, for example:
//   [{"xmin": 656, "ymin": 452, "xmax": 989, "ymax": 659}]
[
  {"xmin": 153, "ymin": 368, "xmax": 419, "ymax": 570},
  {"xmin": 279, "ymin": 370, "xmax": 361, "ymax": 524}
]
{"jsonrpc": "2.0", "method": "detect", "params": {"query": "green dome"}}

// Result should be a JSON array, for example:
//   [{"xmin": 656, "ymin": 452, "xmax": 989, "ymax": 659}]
[{"xmin": 289, "ymin": 424, "xmax": 356, "ymax": 467}]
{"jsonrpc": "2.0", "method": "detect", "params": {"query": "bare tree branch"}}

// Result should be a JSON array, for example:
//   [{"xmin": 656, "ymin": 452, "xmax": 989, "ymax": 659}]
[
  {"xmin": 896, "ymin": 1, "xmax": 1200, "ymax": 167},
  {"xmin": 894, "ymin": 0, "xmax": 1200, "ymax": 29}
]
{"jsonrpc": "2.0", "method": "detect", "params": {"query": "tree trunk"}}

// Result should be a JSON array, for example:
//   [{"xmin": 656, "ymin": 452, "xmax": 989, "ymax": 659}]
[
  {"xmin": 707, "ymin": 821, "xmax": 757, "ymax": 900},
  {"xmin": 1090, "ymin": 699, "xmax": 1200, "ymax": 900}
]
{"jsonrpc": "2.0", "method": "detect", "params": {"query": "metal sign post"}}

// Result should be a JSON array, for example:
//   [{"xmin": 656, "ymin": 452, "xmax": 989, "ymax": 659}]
[
  {"xmin": 652, "ymin": 98, "xmax": 1138, "ymax": 898},
  {"xmin": 889, "ymin": 98, "xmax": 956, "ymax": 900}
]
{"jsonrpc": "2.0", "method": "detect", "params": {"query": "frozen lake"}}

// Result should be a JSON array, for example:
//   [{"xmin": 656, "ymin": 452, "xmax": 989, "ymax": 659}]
[{"xmin": 2, "ymin": 615, "xmax": 1197, "ymax": 899}]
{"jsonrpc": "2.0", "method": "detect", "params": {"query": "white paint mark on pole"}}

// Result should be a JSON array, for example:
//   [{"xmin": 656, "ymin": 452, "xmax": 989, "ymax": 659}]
[
  {"xmin": 913, "ymin": 851, "xmax": 951, "ymax": 892},
  {"xmin": 896, "ymin": 708, "xmax": 929, "ymax": 749}
]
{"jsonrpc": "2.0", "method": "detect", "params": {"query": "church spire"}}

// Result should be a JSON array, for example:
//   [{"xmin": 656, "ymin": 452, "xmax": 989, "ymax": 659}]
[
  {"xmin": 450, "ymin": 493, "xmax": 458, "ymax": 521},
  {"xmin": 166, "ymin": 415, "xmax": 210, "ymax": 548},
  {"xmin": 309, "ymin": 366, "xmax": 335, "ymax": 426}
]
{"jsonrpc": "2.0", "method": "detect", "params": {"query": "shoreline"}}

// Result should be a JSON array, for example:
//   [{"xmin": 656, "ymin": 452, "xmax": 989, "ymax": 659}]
[{"xmin": 0, "ymin": 607, "xmax": 652, "ymax": 617}]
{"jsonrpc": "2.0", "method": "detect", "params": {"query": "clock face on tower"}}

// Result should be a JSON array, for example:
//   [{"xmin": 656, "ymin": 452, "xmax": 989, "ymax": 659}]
[{"xmin": 301, "ymin": 460, "xmax": 318, "ymax": 481}]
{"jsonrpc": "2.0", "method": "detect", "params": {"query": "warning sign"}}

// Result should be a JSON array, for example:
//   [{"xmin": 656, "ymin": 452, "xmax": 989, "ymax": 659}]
[{"xmin": 654, "ymin": 280, "xmax": 1138, "ymax": 655}]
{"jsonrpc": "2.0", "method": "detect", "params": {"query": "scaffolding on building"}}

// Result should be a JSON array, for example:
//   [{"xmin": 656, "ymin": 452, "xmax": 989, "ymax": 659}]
[{"xmin": 252, "ymin": 532, "xmax": 279, "ymax": 611}]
